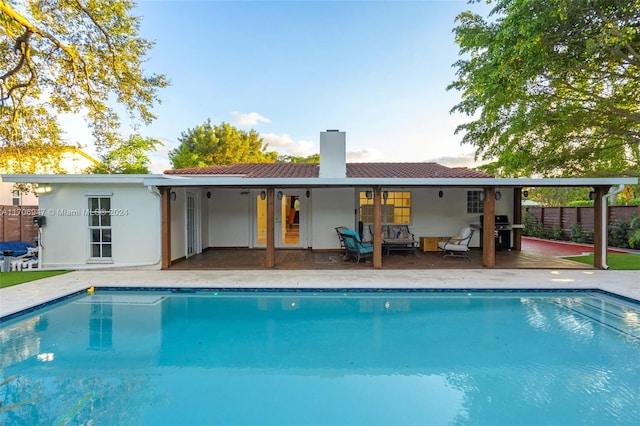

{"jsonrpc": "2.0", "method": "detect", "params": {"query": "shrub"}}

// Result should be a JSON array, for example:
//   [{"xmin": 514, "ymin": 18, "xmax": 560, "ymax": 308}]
[
  {"xmin": 523, "ymin": 211, "xmax": 545, "ymax": 237},
  {"xmin": 629, "ymin": 214, "xmax": 640, "ymax": 249},
  {"xmin": 551, "ymin": 226, "xmax": 565, "ymax": 240},
  {"xmin": 568, "ymin": 200, "xmax": 594, "ymax": 207},
  {"xmin": 608, "ymin": 219, "xmax": 630, "ymax": 249},
  {"xmin": 570, "ymin": 223, "xmax": 587, "ymax": 243}
]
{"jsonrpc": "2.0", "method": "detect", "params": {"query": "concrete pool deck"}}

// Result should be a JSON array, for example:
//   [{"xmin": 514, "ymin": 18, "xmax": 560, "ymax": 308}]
[{"xmin": 1, "ymin": 269, "xmax": 639, "ymax": 319}]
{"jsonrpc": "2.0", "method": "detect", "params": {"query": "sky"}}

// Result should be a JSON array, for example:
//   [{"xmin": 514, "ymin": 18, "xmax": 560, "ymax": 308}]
[{"xmin": 61, "ymin": 0, "xmax": 491, "ymax": 173}]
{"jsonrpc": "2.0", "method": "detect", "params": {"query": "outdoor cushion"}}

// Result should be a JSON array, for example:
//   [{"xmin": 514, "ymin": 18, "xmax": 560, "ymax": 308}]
[
  {"xmin": 342, "ymin": 228, "xmax": 362, "ymax": 243},
  {"xmin": 459, "ymin": 227, "xmax": 473, "ymax": 239},
  {"xmin": 358, "ymin": 244, "xmax": 374, "ymax": 254}
]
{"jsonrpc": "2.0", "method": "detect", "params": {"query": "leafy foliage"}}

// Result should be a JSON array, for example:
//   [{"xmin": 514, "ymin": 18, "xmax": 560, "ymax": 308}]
[
  {"xmin": 570, "ymin": 222, "xmax": 592, "ymax": 243},
  {"xmin": 85, "ymin": 134, "xmax": 162, "ymax": 174},
  {"xmin": 630, "ymin": 214, "xmax": 640, "ymax": 247},
  {"xmin": 567, "ymin": 200, "xmax": 595, "ymax": 207},
  {"xmin": 551, "ymin": 226, "xmax": 565, "ymax": 240},
  {"xmin": 450, "ymin": 0, "xmax": 640, "ymax": 177},
  {"xmin": 522, "ymin": 210, "xmax": 546, "ymax": 237},
  {"xmin": 276, "ymin": 153, "xmax": 320, "ymax": 163},
  {"xmin": 169, "ymin": 120, "xmax": 278, "ymax": 169},
  {"xmin": 0, "ymin": 0, "xmax": 168, "ymax": 173}
]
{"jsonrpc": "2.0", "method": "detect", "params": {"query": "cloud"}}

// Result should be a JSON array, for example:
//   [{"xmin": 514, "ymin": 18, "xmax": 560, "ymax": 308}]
[
  {"xmin": 260, "ymin": 133, "xmax": 316, "ymax": 157},
  {"xmin": 347, "ymin": 148, "xmax": 384, "ymax": 162},
  {"xmin": 230, "ymin": 111, "xmax": 271, "ymax": 126},
  {"xmin": 427, "ymin": 152, "xmax": 485, "ymax": 168}
]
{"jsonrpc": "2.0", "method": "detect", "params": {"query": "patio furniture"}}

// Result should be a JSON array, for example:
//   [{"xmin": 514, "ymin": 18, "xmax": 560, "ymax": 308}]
[
  {"xmin": 335, "ymin": 226, "xmax": 349, "ymax": 259},
  {"xmin": 339, "ymin": 228, "xmax": 374, "ymax": 264},
  {"xmin": 369, "ymin": 224, "xmax": 418, "ymax": 257},
  {"xmin": 10, "ymin": 247, "xmax": 39, "ymax": 271},
  {"xmin": 438, "ymin": 227, "xmax": 474, "ymax": 260}
]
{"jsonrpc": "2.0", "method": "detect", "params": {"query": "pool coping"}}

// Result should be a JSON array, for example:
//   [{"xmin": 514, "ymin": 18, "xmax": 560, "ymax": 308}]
[{"xmin": 2, "ymin": 269, "xmax": 639, "ymax": 320}]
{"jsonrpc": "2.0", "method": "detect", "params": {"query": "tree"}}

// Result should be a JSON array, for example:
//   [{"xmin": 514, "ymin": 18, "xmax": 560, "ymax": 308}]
[
  {"xmin": 169, "ymin": 121, "xmax": 278, "ymax": 168},
  {"xmin": 85, "ymin": 134, "xmax": 162, "ymax": 174},
  {"xmin": 524, "ymin": 187, "xmax": 592, "ymax": 207},
  {"xmin": 276, "ymin": 153, "xmax": 320, "ymax": 163},
  {"xmin": 0, "ymin": 0, "xmax": 168, "ymax": 173},
  {"xmin": 449, "ymin": 0, "xmax": 640, "ymax": 177}
]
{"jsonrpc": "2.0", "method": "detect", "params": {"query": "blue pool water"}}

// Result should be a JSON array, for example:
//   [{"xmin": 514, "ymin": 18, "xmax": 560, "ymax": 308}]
[{"xmin": 1, "ymin": 289, "xmax": 639, "ymax": 425}]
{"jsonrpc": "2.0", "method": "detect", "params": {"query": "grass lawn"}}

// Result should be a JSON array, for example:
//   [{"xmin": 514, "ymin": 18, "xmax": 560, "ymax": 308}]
[
  {"xmin": 564, "ymin": 253, "xmax": 640, "ymax": 270},
  {"xmin": 0, "ymin": 270, "xmax": 71, "ymax": 289}
]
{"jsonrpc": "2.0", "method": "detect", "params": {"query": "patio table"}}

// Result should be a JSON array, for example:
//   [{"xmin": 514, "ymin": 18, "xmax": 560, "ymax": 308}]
[{"xmin": 382, "ymin": 238, "xmax": 419, "ymax": 257}]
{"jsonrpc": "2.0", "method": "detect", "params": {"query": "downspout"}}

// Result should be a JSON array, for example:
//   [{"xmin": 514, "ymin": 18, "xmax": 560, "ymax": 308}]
[
  {"xmin": 147, "ymin": 185, "xmax": 162, "ymax": 266},
  {"xmin": 600, "ymin": 184, "xmax": 625, "ymax": 270}
]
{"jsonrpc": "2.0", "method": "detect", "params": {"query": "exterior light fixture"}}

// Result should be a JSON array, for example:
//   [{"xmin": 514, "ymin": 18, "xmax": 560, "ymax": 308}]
[
  {"xmin": 383, "ymin": 191, "xmax": 388, "ymax": 201},
  {"xmin": 365, "ymin": 190, "xmax": 372, "ymax": 199},
  {"xmin": 260, "ymin": 190, "xmax": 266, "ymax": 200},
  {"xmin": 170, "ymin": 191, "xmax": 176, "ymax": 201},
  {"xmin": 206, "ymin": 191, "xmax": 212, "ymax": 199},
  {"xmin": 495, "ymin": 191, "xmax": 502, "ymax": 201},
  {"xmin": 589, "ymin": 191, "xmax": 596, "ymax": 200},
  {"xmin": 277, "ymin": 191, "xmax": 283, "ymax": 200},
  {"xmin": 479, "ymin": 190, "xmax": 485, "ymax": 202},
  {"xmin": 306, "ymin": 190, "xmax": 310, "ymax": 198},
  {"xmin": 438, "ymin": 190, "xmax": 443, "ymax": 198},
  {"xmin": 523, "ymin": 190, "xmax": 529, "ymax": 198}
]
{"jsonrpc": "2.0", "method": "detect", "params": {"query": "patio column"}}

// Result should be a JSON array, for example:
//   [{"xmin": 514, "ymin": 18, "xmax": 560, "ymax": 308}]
[
  {"xmin": 512, "ymin": 188, "xmax": 522, "ymax": 251},
  {"xmin": 593, "ymin": 186, "xmax": 610, "ymax": 269},
  {"xmin": 482, "ymin": 187, "xmax": 496, "ymax": 268},
  {"xmin": 373, "ymin": 187, "xmax": 383, "ymax": 269},
  {"xmin": 266, "ymin": 187, "xmax": 276, "ymax": 268},
  {"xmin": 160, "ymin": 186, "xmax": 172, "ymax": 269}
]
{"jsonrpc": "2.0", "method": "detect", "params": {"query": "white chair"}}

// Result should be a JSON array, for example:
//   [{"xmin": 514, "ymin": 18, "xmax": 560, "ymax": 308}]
[{"xmin": 438, "ymin": 227, "xmax": 474, "ymax": 260}]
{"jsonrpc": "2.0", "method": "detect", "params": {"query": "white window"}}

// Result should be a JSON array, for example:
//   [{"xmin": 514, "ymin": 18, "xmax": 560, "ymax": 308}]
[
  {"xmin": 359, "ymin": 191, "xmax": 412, "ymax": 224},
  {"xmin": 467, "ymin": 190, "xmax": 484, "ymax": 214},
  {"xmin": 11, "ymin": 190, "xmax": 20, "ymax": 206},
  {"xmin": 88, "ymin": 197, "xmax": 112, "ymax": 259}
]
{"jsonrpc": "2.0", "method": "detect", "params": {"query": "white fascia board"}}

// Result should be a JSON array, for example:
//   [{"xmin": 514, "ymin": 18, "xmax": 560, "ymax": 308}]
[
  {"xmin": 2, "ymin": 174, "xmax": 164, "ymax": 184},
  {"xmin": 4, "ymin": 174, "xmax": 636, "ymax": 187},
  {"xmin": 489, "ymin": 177, "xmax": 638, "ymax": 186},
  {"xmin": 142, "ymin": 176, "xmax": 638, "ymax": 187}
]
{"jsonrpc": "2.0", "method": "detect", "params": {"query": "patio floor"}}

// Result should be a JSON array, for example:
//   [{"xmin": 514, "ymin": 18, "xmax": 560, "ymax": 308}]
[{"xmin": 169, "ymin": 238, "xmax": 596, "ymax": 270}]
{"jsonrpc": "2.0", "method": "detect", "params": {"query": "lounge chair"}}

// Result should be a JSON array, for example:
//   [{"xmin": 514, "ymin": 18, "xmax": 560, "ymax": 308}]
[
  {"xmin": 339, "ymin": 228, "xmax": 374, "ymax": 264},
  {"xmin": 10, "ymin": 247, "xmax": 39, "ymax": 271},
  {"xmin": 437, "ymin": 227, "xmax": 474, "ymax": 260}
]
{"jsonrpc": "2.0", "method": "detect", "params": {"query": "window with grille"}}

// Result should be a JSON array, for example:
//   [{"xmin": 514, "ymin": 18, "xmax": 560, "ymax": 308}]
[
  {"xmin": 359, "ymin": 191, "xmax": 411, "ymax": 224},
  {"xmin": 467, "ymin": 190, "xmax": 484, "ymax": 214},
  {"xmin": 11, "ymin": 190, "xmax": 20, "ymax": 206},
  {"xmin": 88, "ymin": 197, "xmax": 112, "ymax": 259}
]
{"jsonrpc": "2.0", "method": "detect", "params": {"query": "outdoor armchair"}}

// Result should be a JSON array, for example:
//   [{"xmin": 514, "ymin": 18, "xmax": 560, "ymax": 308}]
[
  {"xmin": 338, "ymin": 228, "xmax": 373, "ymax": 264},
  {"xmin": 437, "ymin": 227, "xmax": 474, "ymax": 260}
]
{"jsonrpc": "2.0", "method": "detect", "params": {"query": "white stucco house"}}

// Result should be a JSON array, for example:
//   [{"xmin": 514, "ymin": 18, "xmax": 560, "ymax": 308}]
[{"xmin": 2, "ymin": 131, "xmax": 637, "ymax": 270}]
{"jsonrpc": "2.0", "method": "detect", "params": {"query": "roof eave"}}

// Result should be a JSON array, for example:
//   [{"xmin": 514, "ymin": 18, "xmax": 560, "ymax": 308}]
[{"xmin": 3, "ymin": 174, "xmax": 636, "ymax": 188}]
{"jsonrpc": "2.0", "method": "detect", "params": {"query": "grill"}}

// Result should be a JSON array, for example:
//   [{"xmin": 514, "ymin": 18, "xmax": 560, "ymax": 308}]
[{"xmin": 479, "ymin": 215, "xmax": 512, "ymax": 251}]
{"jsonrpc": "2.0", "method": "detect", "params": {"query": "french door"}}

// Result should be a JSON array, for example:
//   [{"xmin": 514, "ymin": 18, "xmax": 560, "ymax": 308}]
[
  {"xmin": 186, "ymin": 191, "xmax": 202, "ymax": 257},
  {"xmin": 254, "ymin": 189, "xmax": 307, "ymax": 248}
]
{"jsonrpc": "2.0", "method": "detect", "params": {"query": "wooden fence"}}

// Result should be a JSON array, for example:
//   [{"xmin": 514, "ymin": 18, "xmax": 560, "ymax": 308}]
[
  {"xmin": 524, "ymin": 205, "xmax": 640, "ymax": 238},
  {"xmin": 0, "ymin": 205, "xmax": 39, "ymax": 243}
]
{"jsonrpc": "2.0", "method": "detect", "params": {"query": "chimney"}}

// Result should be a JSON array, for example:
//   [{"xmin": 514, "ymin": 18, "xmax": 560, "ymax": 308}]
[{"xmin": 319, "ymin": 130, "xmax": 346, "ymax": 178}]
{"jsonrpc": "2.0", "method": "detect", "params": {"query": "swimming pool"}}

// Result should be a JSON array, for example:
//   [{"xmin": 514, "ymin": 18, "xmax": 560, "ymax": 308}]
[{"xmin": 1, "ymin": 289, "xmax": 639, "ymax": 425}]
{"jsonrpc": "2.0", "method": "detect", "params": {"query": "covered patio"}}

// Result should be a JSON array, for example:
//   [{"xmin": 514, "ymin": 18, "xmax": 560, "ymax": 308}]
[{"xmin": 168, "ymin": 238, "xmax": 593, "ymax": 270}]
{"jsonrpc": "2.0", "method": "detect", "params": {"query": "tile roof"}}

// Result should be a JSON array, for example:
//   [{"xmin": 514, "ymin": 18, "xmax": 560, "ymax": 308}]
[{"xmin": 164, "ymin": 162, "xmax": 492, "ymax": 179}]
